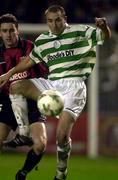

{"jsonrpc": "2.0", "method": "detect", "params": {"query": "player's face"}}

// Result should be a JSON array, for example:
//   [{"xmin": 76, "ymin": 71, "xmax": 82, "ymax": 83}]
[
  {"xmin": 0, "ymin": 23, "xmax": 19, "ymax": 48},
  {"xmin": 46, "ymin": 11, "xmax": 67, "ymax": 35}
]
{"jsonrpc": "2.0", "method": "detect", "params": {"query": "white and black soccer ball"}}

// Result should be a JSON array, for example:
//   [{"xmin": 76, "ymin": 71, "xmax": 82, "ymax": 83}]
[{"xmin": 37, "ymin": 90, "xmax": 64, "ymax": 116}]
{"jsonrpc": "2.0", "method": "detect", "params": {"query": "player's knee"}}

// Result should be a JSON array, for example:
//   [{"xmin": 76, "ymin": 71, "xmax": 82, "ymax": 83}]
[
  {"xmin": 10, "ymin": 81, "xmax": 23, "ymax": 94},
  {"xmin": 10, "ymin": 80, "xmax": 29, "ymax": 95},
  {"xmin": 56, "ymin": 131, "xmax": 68, "ymax": 146},
  {"xmin": 33, "ymin": 136, "xmax": 47, "ymax": 155}
]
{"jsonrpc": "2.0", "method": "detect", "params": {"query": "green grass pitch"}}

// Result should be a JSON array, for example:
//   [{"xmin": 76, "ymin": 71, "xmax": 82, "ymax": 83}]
[{"xmin": 0, "ymin": 151, "xmax": 118, "ymax": 180}]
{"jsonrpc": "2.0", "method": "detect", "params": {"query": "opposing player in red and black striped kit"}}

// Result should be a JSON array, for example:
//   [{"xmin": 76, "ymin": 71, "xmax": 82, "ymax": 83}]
[{"xmin": 0, "ymin": 14, "xmax": 48, "ymax": 180}]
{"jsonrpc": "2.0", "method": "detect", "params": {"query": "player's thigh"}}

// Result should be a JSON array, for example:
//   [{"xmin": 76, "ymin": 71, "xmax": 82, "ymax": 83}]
[
  {"xmin": 0, "ymin": 122, "xmax": 11, "ymax": 141},
  {"xmin": 10, "ymin": 79, "xmax": 41, "ymax": 100},
  {"xmin": 30, "ymin": 122, "xmax": 47, "ymax": 145},
  {"xmin": 57, "ymin": 111, "xmax": 75, "ymax": 143}
]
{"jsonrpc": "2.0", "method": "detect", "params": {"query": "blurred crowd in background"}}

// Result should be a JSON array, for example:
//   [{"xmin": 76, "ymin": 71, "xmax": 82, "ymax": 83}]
[{"xmin": 0, "ymin": 0, "xmax": 118, "ymax": 32}]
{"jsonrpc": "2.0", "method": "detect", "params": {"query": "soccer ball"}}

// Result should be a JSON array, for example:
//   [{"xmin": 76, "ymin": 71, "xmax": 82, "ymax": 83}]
[{"xmin": 37, "ymin": 90, "xmax": 64, "ymax": 116}]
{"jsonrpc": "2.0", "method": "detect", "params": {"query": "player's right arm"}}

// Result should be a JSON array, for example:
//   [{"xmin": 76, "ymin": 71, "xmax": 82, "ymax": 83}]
[{"xmin": 0, "ymin": 56, "xmax": 35, "ymax": 88}]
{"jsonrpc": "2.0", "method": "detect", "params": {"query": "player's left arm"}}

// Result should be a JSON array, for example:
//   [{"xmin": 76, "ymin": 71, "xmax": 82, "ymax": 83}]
[{"xmin": 95, "ymin": 17, "xmax": 111, "ymax": 40}]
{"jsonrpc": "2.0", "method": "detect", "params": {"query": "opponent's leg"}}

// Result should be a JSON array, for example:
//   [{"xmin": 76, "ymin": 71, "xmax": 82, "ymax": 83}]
[
  {"xmin": 16, "ymin": 122, "xmax": 47, "ymax": 180},
  {"xmin": 0, "ymin": 122, "xmax": 11, "ymax": 150},
  {"xmin": 9, "ymin": 94, "xmax": 29, "ymax": 136},
  {"xmin": 3, "ymin": 93, "xmax": 33, "ymax": 148},
  {"xmin": 7, "ymin": 79, "xmax": 41, "ymax": 148}
]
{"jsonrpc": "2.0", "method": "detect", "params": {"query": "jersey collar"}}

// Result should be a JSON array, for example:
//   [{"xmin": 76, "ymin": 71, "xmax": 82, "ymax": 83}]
[{"xmin": 49, "ymin": 23, "xmax": 70, "ymax": 37}]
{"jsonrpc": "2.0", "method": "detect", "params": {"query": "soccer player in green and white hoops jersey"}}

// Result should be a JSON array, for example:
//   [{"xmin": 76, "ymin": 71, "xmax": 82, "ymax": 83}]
[{"xmin": 0, "ymin": 5, "xmax": 111, "ymax": 180}]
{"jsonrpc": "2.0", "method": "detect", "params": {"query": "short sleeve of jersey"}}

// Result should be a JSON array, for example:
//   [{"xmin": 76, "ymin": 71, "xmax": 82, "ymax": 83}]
[
  {"xmin": 96, "ymin": 28, "xmax": 104, "ymax": 45},
  {"xmin": 29, "ymin": 40, "xmax": 42, "ymax": 64},
  {"xmin": 85, "ymin": 25, "xmax": 104, "ymax": 46}
]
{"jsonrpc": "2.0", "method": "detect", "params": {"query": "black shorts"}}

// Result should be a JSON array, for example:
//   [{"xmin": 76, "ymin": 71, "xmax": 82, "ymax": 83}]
[
  {"xmin": 0, "ymin": 97, "xmax": 17, "ymax": 130},
  {"xmin": 0, "ymin": 97, "xmax": 46, "ymax": 131},
  {"xmin": 27, "ymin": 99, "xmax": 46, "ymax": 124}
]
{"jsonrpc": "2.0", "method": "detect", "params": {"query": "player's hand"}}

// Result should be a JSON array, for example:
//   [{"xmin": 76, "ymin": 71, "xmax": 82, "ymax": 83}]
[
  {"xmin": 0, "ymin": 72, "xmax": 10, "ymax": 88},
  {"xmin": 95, "ymin": 17, "xmax": 108, "ymax": 30}
]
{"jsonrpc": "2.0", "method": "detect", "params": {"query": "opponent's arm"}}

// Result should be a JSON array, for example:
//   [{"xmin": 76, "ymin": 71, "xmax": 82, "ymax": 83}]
[
  {"xmin": 0, "ymin": 56, "xmax": 34, "ymax": 87},
  {"xmin": 95, "ymin": 17, "xmax": 111, "ymax": 40}
]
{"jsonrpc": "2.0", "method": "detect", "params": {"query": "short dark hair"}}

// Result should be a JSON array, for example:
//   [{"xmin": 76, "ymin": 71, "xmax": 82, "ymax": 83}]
[
  {"xmin": 45, "ymin": 5, "xmax": 66, "ymax": 17},
  {"xmin": 0, "ymin": 14, "xmax": 18, "ymax": 29}
]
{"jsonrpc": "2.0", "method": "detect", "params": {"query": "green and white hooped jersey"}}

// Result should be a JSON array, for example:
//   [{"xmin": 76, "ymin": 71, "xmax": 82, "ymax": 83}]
[{"xmin": 30, "ymin": 24, "xmax": 104, "ymax": 80}]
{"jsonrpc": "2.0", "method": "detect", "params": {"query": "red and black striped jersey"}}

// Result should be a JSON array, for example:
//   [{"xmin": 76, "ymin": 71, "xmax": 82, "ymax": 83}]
[{"xmin": 0, "ymin": 38, "xmax": 48, "ymax": 98}]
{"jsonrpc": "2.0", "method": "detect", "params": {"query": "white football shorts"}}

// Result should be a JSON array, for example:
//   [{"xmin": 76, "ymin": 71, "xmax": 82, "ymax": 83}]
[{"xmin": 30, "ymin": 77, "xmax": 86, "ymax": 120}]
